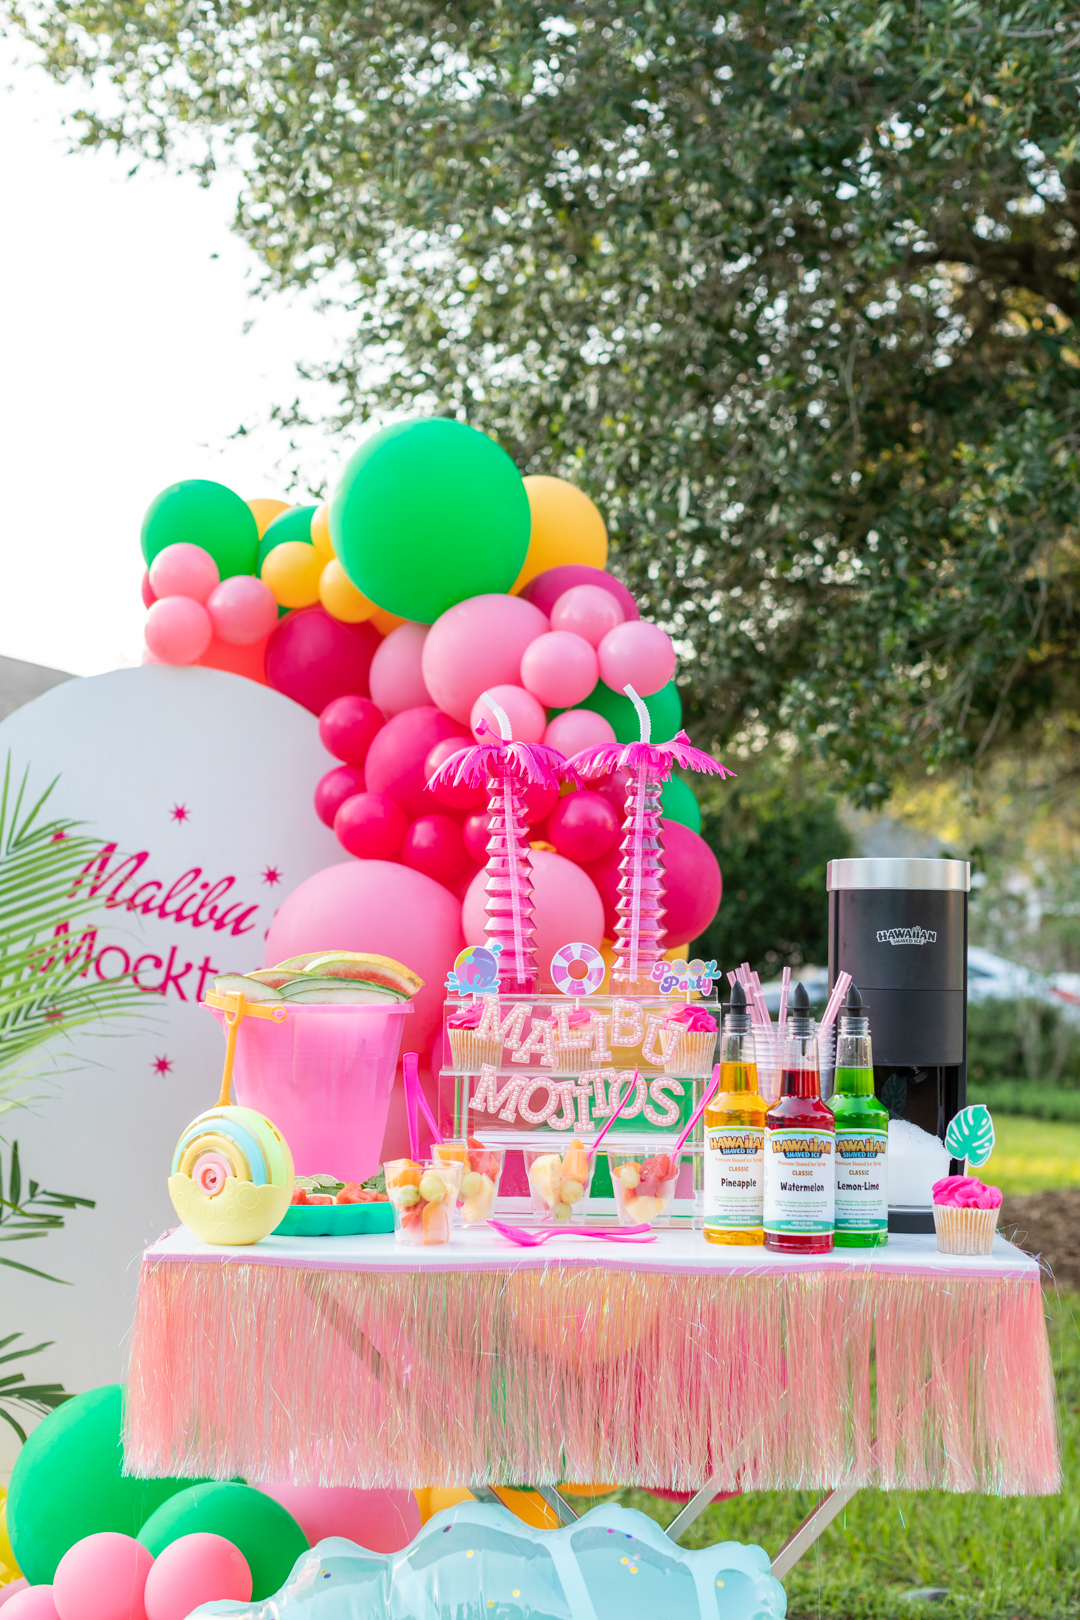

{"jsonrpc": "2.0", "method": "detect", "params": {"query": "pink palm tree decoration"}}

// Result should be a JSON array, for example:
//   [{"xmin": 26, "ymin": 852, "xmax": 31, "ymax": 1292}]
[
  {"xmin": 427, "ymin": 692, "xmax": 580, "ymax": 996},
  {"xmin": 571, "ymin": 686, "xmax": 735, "ymax": 996}
]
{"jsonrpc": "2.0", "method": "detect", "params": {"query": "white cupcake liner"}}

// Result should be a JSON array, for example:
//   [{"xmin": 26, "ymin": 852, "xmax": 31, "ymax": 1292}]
[{"xmin": 933, "ymin": 1202, "xmax": 999, "ymax": 1256}]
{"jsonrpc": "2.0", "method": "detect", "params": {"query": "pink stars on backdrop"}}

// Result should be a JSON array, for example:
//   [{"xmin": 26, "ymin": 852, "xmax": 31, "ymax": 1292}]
[
  {"xmin": 152, "ymin": 1056, "xmax": 173, "ymax": 1076},
  {"xmin": 169, "ymin": 803, "xmax": 190, "ymax": 824},
  {"xmin": 261, "ymin": 866, "xmax": 283, "ymax": 887}
]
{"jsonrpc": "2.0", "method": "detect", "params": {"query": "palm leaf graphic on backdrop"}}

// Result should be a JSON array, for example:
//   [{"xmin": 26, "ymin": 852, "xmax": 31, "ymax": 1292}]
[{"xmin": 0, "ymin": 753, "xmax": 146, "ymax": 1438}]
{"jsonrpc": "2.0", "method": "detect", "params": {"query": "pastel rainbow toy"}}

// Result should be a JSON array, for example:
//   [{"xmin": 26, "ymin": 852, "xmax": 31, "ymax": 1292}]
[{"xmin": 168, "ymin": 1104, "xmax": 294, "ymax": 1245}]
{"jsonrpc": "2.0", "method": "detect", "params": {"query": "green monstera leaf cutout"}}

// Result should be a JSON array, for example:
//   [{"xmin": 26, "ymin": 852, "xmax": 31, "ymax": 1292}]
[{"xmin": 945, "ymin": 1104, "xmax": 995, "ymax": 1169}]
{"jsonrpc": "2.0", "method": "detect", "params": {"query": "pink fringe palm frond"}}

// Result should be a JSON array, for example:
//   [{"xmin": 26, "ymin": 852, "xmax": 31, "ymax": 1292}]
[
  {"xmin": 428, "ymin": 721, "xmax": 580, "ymax": 793},
  {"xmin": 570, "ymin": 731, "xmax": 735, "ymax": 785}
]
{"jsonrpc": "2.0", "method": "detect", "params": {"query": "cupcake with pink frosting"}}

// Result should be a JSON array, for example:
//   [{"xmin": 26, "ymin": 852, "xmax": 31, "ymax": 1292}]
[
  {"xmin": 665, "ymin": 1004, "xmax": 719, "ymax": 1076},
  {"xmin": 932, "ymin": 1174, "xmax": 1002, "ymax": 1255},
  {"xmin": 447, "ymin": 999, "xmax": 502, "ymax": 1072}
]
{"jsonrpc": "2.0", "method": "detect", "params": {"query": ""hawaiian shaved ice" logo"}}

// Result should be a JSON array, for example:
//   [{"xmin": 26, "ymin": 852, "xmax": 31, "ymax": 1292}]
[{"xmin": 876, "ymin": 926, "xmax": 937, "ymax": 945}]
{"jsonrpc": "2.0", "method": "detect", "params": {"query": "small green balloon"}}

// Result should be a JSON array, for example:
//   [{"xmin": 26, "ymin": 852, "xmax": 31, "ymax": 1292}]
[
  {"xmin": 560, "ymin": 679, "xmax": 683, "ymax": 744},
  {"xmin": 142, "ymin": 480, "xmax": 259, "ymax": 580},
  {"xmin": 662, "ymin": 774, "xmax": 701, "ymax": 832},
  {"xmin": 330, "ymin": 418, "xmax": 531, "ymax": 623},
  {"xmin": 8, "ymin": 1385, "xmax": 197, "ymax": 1584},
  {"xmin": 257, "ymin": 505, "xmax": 317, "ymax": 572},
  {"xmin": 138, "ymin": 1481, "xmax": 309, "ymax": 1599}
]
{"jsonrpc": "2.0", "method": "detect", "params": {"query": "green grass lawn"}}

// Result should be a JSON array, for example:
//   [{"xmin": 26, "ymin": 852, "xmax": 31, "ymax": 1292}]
[{"xmin": 982, "ymin": 1115, "xmax": 1080, "ymax": 1195}]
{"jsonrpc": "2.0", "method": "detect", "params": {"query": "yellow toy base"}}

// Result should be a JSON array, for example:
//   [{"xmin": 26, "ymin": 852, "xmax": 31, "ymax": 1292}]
[{"xmin": 168, "ymin": 1173, "xmax": 291, "ymax": 1246}]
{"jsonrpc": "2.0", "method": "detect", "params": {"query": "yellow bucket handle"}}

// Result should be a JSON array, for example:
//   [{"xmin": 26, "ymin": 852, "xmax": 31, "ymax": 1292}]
[{"xmin": 203, "ymin": 989, "xmax": 288, "ymax": 1108}]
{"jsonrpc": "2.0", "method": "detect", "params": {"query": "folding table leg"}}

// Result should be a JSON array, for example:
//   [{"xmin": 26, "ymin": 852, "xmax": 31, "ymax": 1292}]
[
  {"xmin": 769, "ymin": 1482, "xmax": 860, "ymax": 1579},
  {"xmin": 664, "ymin": 1476, "xmax": 726, "ymax": 1543},
  {"xmin": 535, "ymin": 1485, "xmax": 580, "ymax": 1525}
]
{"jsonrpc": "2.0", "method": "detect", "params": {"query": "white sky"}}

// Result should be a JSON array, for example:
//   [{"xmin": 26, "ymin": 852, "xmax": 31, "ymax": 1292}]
[{"xmin": 0, "ymin": 42, "xmax": 350, "ymax": 677}]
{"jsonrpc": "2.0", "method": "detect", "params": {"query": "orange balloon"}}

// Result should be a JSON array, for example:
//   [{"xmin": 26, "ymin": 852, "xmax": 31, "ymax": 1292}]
[
  {"xmin": 310, "ymin": 501, "xmax": 335, "ymax": 562},
  {"xmin": 261, "ymin": 540, "xmax": 323, "ymax": 608},
  {"xmin": 245, "ymin": 498, "xmax": 291, "ymax": 539},
  {"xmin": 319, "ymin": 559, "xmax": 376, "ymax": 622},
  {"xmin": 511, "ymin": 476, "xmax": 608, "ymax": 593},
  {"xmin": 369, "ymin": 606, "xmax": 407, "ymax": 636}
]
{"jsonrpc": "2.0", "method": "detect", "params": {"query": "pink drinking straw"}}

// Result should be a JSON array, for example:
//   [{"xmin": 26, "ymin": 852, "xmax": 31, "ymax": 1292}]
[
  {"xmin": 427, "ymin": 692, "xmax": 579, "ymax": 996},
  {"xmin": 777, "ymin": 966, "xmax": 792, "ymax": 1038},
  {"xmin": 670, "ymin": 1064, "xmax": 722, "ymax": 1162},
  {"xmin": 403, "ymin": 1050, "xmax": 442, "ymax": 1160},
  {"xmin": 570, "ymin": 687, "xmax": 734, "ymax": 996},
  {"xmin": 586, "ymin": 1069, "xmax": 639, "ymax": 1166},
  {"xmin": 818, "ymin": 970, "xmax": 853, "ymax": 1038}
]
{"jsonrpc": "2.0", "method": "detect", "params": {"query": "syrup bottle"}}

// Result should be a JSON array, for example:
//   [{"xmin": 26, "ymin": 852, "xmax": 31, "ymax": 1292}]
[
  {"xmin": 764, "ymin": 982, "xmax": 835, "ymax": 1253},
  {"xmin": 829, "ymin": 983, "xmax": 889, "ymax": 1247},
  {"xmin": 703, "ymin": 982, "xmax": 767, "ymax": 1245}
]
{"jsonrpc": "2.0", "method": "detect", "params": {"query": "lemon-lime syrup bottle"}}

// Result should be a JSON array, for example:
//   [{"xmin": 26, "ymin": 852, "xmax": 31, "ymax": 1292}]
[
  {"xmin": 703, "ymin": 982, "xmax": 767, "ymax": 1245},
  {"xmin": 829, "ymin": 983, "xmax": 889, "ymax": 1247}
]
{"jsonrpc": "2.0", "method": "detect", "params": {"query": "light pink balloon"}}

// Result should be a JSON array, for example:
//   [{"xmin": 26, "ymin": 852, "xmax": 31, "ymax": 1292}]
[
  {"xmin": 597, "ymin": 619, "xmax": 676, "ymax": 697},
  {"xmin": 144, "ymin": 596, "xmax": 213, "ymax": 665},
  {"xmin": 53, "ymin": 1532, "xmax": 154, "ymax": 1620},
  {"xmin": 147, "ymin": 543, "xmax": 220, "ymax": 604},
  {"xmin": 550, "ymin": 583, "xmax": 625, "ymax": 647},
  {"xmin": 462, "ymin": 847, "xmax": 604, "ymax": 990},
  {"xmin": 543, "ymin": 709, "xmax": 617, "ymax": 756},
  {"xmin": 1, "ymin": 1589, "xmax": 54, "ymax": 1619},
  {"xmin": 368, "ymin": 622, "xmax": 432, "ymax": 717},
  {"xmin": 519, "ymin": 630, "xmax": 598, "ymax": 709},
  {"xmin": 422, "ymin": 595, "xmax": 548, "ymax": 723},
  {"xmin": 206, "ymin": 576, "xmax": 278, "ymax": 645},
  {"xmin": 264, "ymin": 859, "xmax": 463, "ymax": 1051},
  {"xmin": 143, "ymin": 1534, "xmax": 251, "ymax": 1620},
  {"xmin": 470, "ymin": 684, "xmax": 546, "ymax": 743},
  {"xmin": 256, "ymin": 1483, "xmax": 421, "ymax": 1554}
]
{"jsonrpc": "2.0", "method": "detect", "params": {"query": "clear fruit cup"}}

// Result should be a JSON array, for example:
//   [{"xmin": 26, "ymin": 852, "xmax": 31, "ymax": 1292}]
[
  {"xmin": 523, "ymin": 1138, "xmax": 594, "ymax": 1224},
  {"xmin": 432, "ymin": 1138, "xmax": 505, "ymax": 1225},
  {"xmin": 386, "ymin": 1158, "xmax": 462, "ymax": 1246},
  {"xmin": 608, "ymin": 1151, "xmax": 679, "ymax": 1228}
]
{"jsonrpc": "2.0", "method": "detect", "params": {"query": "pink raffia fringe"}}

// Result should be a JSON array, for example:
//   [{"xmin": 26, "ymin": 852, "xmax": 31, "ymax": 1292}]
[{"xmin": 124, "ymin": 1260, "xmax": 1059, "ymax": 1496}]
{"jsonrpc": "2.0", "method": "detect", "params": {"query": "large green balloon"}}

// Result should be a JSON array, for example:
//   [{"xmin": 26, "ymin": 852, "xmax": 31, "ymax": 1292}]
[
  {"xmin": 559, "ymin": 679, "xmax": 683, "ymax": 744},
  {"xmin": 330, "ymin": 418, "xmax": 531, "ymax": 623},
  {"xmin": 662, "ymin": 773, "xmax": 702, "ymax": 832},
  {"xmin": 257, "ymin": 505, "xmax": 317, "ymax": 572},
  {"xmin": 138, "ymin": 1481, "xmax": 309, "ymax": 1599},
  {"xmin": 8, "ymin": 1385, "xmax": 197, "ymax": 1584},
  {"xmin": 142, "ymin": 480, "xmax": 259, "ymax": 579}
]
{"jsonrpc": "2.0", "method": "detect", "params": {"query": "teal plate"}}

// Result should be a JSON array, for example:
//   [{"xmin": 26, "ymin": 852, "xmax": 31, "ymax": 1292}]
[{"xmin": 276, "ymin": 1202, "xmax": 394, "ymax": 1237}]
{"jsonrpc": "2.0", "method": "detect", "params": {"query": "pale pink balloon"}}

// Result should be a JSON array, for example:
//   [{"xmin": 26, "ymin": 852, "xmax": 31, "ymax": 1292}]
[
  {"xmin": 543, "ymin": 708, "xmax": 617, "ymax": 756},
  {"xmin": 1, "ymin": 1588, "xmax": 55, "ymax": 1619},
  {"xmin": 519, "ymin": 630, "xmax": 598, "ymax": 709},
  {"xmin": 422, "ymin": 595, "xmax": 548, "ymax": 723},
  {"xmin": 148, "ymin": 543, "xmax": 220, "ymax": 604},
  {"xmin": 53, "ymin": 1532, "xmax": 154, "ymax": 1620},
  {"xmin": 369, "ymin": 623, "xmax": 432, "ymax": 717},
  {"xmin": 144, "ymin": 596, "xmax": 213, "ymax": 665},
  {"xmin": 143, "ymin": 1534, "xmax": 251, "ymax": 1620},
  {"xmin": 462, "ymin": 848, "xmax": 604, "ymax": 989},
  {"xmin": 256, "ymin": 1482, "xmax": 420, "ymax": 1554},
  {"xmin": 206, "ymin": 576, "xmax": 278, "ymax": 645},
  {"xmin": 550, "ymin": 583, "xmax": 625, "ymax": 647},
  {"xmin": 597, "ymin": 619, "xmax": 676, "ymax": 697},
  {"xmin": 470, "ymin": 684, "xmax": 546, "ymax": 743}
]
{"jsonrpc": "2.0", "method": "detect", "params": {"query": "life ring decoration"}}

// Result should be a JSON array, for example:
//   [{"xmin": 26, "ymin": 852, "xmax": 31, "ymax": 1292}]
[
  {"xmin": 550, "ymin": 942, "xmax": 606, "ymax": 996},
  {"xmin": 169, "ymin": 1104, "xmax": 294, "ymax": 1246}
]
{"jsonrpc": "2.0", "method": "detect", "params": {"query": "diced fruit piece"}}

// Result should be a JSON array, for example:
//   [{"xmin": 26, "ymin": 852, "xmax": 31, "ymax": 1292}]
[
  {"xmin": 551, "ymin": 1202, "xmax": 573, "ymax": 1223},
  {"xmin": 460, "ymin": 1171, "xmax": 483, "ymax": 1200},
  {"xmin": 290, "ymin": 1188, "xmax": 309, "ymax": 1205},
  {"xmin": 560, "ymin": 1142, "xmax": 589, "ymax": 1183},
  {"xmin": 395, "ymin": 1185, "xmax": 420, "ymax": 1207},
  {"xmin": 641, "ymin": 1155, "xmax": 673, "ymax": 1183},
  {"xmin": 562, "ymin": 1179, "xmax": 584, "ymax": 1205},
  {"xmin": 308, "ymin": 1194, "xmax": 333, "ymax": 1205},
  {"xmin": 615, "ymin": 1163, "xmax": 641, "ymax": 1188},
  {"xmin": 625, "ymin": 1195, "xmax": 668, "ymax": 1223},
  {"xmin": 527, "ymin": 1153, "xmax": 563, "ymax": 1210},
  {"xmin": 422, "ymin": 1199, "xmax": 451, "ymax": 1244},
  {"xmin": 419, "ymin": 1172, "xmax": 446, "ymax": 1203},
  {"xmin": 385, "ymin": 1162, "xmax": 422, "ymax": 1190},
  {"xmin": 436, "ymin": 1143, "xmax": 469, "ymax": 1164},
  {"xmin": 461, "ymin": 1173, "xmax": 496, "ymax": 1224},
  {"xmin": 400, "ymin": 1202, "xmax": 425, "ymax": 1231}
]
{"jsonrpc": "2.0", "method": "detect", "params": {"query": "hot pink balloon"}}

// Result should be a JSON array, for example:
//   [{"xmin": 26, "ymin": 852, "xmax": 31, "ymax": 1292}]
[
  {"xmin": 365, "ymin": 706, "xmax": 468, "ymax": 819},
  {"xmin": 659, "ymin": 818, "xmax": 723, "ymax": 943},
  {"xmin": 520, "ymin": 564, "xmax": 638, "ymax": 622},
  {"xmin": 140, "ymin": 570, "xmax": 156, "ymax": 609},
  {"xmin": 548, "ymin": 790, "xmax": 621, "ymax": 863},
  {"xmin": 148, "ymin": 542, "xmax": 220, "ymax": 604},
  {"xmin": 462, "ymin": 811, "xmax": 489, "ymax": 865},
  {"xmin": 597, "ymin": 619, "xmax": 676, "ymax": 697},
  {"xmin": 334, "ymin": 792, "xmax": 408, "ymax": 860},
  {"xmin": 206, "ymin": 576, "xmax": 278, "ymax": 645},
  {"xmin": 520, "ymin": 631, "xmax": 598, "ymax": 709},
  {"xmin": 550, "ymin": 583, "xmax": 625, "ymax": 648},
  {"xmin": 265, "ymin": 605, "xmax": 380, "ymax": 715},
  {"xmin": 470, "ymin": 684, "xmax": 546, "ymax": 744},
  {"xmin": 144, "ymin": 597, "xmax": 213, "ymax": 665},
  {"xmin": 1, "ymin": 1590, "xmax": 56, "ymax": 1619},
  {"xmin": 401, "ymin": 814, "xmax": 468, "ymax": 886},
  {"xmin": 521, "ymin": 779, "xmax": 560, "ymax": 825},
  {"xmin": 368, "ymin": 622, "xmax": 432, "ymax": 717},
  {"xmin": 543, "ymin": 708, "xmax": 617, "ymax": 756},
  {"xmin": 462, "ymin": 849, "xmax": 604, "ymax": 991},
  {"xmin": 422, "ymin": 594, "xmax": 548, "ymax": 724},
  {"xmin": 314, "ymin": 763, "xmax": 365, "ymax": 828},
  {"xmin": 143, "ymin": 1535, "xmax": 251, "ymax": 1620},
  {"xmin": 264, "ymin": 859, "xmax": 464, "ymax": 1050},
  {"xmin": 255, "ymin": 1483, "xmax": 420, "ymax": 1555},
  {"xmin": 53, "ymin": 1532, "xmax": 153, "ymax": 1620},
  {"xmin": 424, "ymin": 737, "xmax": 485, "ymax": 810},
  {"xmin": 319, "ymin": 694, "xmax": 384, "ymax": 767}
]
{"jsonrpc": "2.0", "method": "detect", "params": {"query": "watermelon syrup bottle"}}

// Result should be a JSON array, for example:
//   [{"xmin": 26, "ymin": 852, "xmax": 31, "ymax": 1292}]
[
  {"xmin": 703, "ymin": 981, "xmax": 767, "ymax": 1245},
  {"xmin": 764, "ymin": 982, "xmax": 835, "ymax": 1254},
  {"xmin": 829, "ymin": 983, "xmax": 889, "ymax": 1247}
]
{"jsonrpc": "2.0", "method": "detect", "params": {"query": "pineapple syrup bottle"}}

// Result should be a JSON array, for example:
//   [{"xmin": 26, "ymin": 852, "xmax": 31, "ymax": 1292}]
[
  {"xmin": 829, "ymin": 983, "xmax": 889, "ymax": 1247},
  {"xmin": 703, "ymin": 981, "xmax": 767, "ymax": 1245},
  {"xmin": 764, "ymin": 982, "xmax": 835, "ymax": 1253}
]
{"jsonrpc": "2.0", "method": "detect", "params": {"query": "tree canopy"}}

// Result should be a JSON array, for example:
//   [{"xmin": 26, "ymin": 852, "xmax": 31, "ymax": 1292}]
[{"xmin": 15, "ymin": 0, "xmax": 1080, "ymax": 799}]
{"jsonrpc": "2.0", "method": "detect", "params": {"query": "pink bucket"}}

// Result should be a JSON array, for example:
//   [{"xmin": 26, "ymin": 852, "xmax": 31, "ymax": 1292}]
[{"xmin": 209, "ymin": 1002, "xmax": 413, "ymax": 1182}]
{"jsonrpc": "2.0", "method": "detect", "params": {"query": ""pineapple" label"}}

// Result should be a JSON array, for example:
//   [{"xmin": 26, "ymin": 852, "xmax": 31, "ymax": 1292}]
[
  {"xmin": 763, "ymin": 1129, "xmax": 835, "ymax": 1236},
  {"xmin": 703, "ymin": 1126, "xmax": 764, "ymax": 1231}
]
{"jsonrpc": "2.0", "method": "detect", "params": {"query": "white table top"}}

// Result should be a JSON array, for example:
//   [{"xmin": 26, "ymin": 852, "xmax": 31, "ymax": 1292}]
[{"xmin": 144, "ymin": 1224, "xmax": 1040, "ymax": 1281}]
